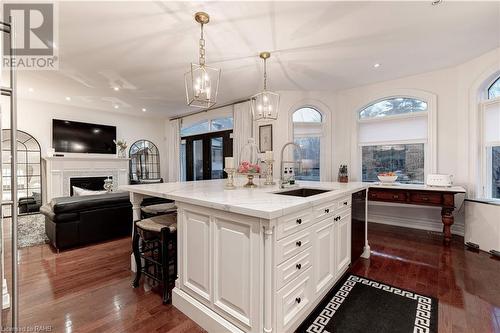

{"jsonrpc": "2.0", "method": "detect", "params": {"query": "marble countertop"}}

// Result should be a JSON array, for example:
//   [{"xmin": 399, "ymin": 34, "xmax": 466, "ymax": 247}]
[
  {"xmin": 370, "ymin": 182, "xmax": 466, "ymax": 193},
  {"xmin": 120, "ymin": 179, "xmax": 369, "ymax": 220}
]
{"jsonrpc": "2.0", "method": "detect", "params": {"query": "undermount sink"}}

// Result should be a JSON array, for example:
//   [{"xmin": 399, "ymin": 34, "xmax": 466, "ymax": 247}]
[{"xmin": 273, "ymin": 187, "xmax": 332, "ymax": 197}]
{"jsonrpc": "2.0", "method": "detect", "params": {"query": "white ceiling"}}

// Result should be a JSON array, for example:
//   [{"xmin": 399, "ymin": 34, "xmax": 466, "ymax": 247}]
[{"xmin": 15, "ymin": 1, "xmax": 500, "ymax": 118}]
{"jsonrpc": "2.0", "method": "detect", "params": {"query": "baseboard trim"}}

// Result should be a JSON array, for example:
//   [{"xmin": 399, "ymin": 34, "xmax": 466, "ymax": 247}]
[
  {"xmin": 368, "ymin": 213, "xmax": 465, "ymax": 237},
  {"xmin": 172, "ymin": 288, "xmax": 243, "ymax": 333}
]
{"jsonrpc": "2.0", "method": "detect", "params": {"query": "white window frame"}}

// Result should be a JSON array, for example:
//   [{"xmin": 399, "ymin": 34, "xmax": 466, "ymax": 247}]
[
  {"xmin": 352, "ymin": 90, "xmax": 437, "ymax": 182},
  {"xmin": 479, "ymin": 96, "xmax": 500, "ymax": 198},
  {"xmin": 288, "ymin": 101, "xmax": 333, "ymax": 181}
]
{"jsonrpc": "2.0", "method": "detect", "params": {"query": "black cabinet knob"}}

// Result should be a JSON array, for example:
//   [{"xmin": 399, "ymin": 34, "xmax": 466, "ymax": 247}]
[
  {"xmin": 344, "ymin": 201, "xmax": 348, "ymax": 205},
  {"xmin": 325, "ymin": 208, "xmax": 330, "ymax": 213},
  {"xmin": 296, "ymin": 263, "xmax": 302, "ymax": 270},
  {"xmin": 296, "ymin": 218, "xmax": 302, "ymax": 224},
  {"xmin": 296, "ymin": 241, "xmax": 302, "ymax": 247},
  {"xmin": 295, "ymin": 297, "xmax": 301, "ymax": 304}
]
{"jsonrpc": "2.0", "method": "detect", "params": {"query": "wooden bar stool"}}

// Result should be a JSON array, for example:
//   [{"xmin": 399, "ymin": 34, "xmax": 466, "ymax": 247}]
[{"xmin": 132, "ymin": 213, "xmax": 177, "ymax": 304}]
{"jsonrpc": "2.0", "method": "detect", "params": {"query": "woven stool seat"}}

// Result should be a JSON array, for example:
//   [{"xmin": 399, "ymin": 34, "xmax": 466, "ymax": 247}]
[
  {"xmin": 141, "ymin": 202, "xmax": 177, "ymax": 216},
  {"xmin": 136, "ymin": 214, "xmax": 177, "ymax": 233}
]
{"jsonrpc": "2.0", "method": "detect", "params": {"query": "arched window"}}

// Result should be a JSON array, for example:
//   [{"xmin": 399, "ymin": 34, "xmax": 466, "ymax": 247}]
[
  {"xmin": 2, "ymin": 130, "xmax": 42, "ymax": 216},
  {"xmin": 358, "ymin": 97, "xmax": 428, "ymax": 184},
  {"xmin": 481, "ymin": 76, "xmax": 500, "ymax": 198},
  {"xmin": 293, "ymin": 107, "xmax": 323, "ymax": 181},
  {"xmin": 488, "ymin": 77, "xmax": 500, "ymax": 99},
  {"xmin": 129, "ymin": 140, "xmax": 161, "ymax": 182}
]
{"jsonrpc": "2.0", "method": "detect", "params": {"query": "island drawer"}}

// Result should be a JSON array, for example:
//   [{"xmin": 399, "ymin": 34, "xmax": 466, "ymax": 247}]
[
  {"xmin": 276, "ymin": 267, "xmax": 313, "ymax": 333},
  {"xmin": 276, "ymin": 208, "xmax": 313, "ymax": 240},
  {"xmin": 337, "ymin": 195, "xmax": 352, "ymax": 209},
  {"xmin": 276, "ymin": 245, "xmax": 312, "ymax": 290},
  {"xmin": 313, "ymin": 201, "xmax": 336, "ymax": 221},
  {"xmin": 276, "ymin": 227, "xmax": 312, "ymax": 264}
]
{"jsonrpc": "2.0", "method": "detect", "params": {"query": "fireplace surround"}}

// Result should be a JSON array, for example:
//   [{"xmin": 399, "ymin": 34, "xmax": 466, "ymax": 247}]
[{"xmin": 43, "ymin": 156, "xmax": 129, "ymax": 202}]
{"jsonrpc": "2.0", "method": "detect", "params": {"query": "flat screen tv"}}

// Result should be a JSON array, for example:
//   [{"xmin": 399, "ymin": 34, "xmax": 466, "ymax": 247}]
[{"xmin": 52, "ymin": 119, "xmax": 116, "ymax": 154}]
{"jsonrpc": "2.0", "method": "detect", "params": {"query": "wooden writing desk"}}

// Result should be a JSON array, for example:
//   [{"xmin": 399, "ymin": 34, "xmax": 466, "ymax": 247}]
[{"xmin": 368, "ymin": 184, "xmax": 466, "ymax": 244}]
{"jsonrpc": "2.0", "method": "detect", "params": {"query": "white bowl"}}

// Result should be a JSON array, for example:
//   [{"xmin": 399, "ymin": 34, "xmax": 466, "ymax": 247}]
[{"xmin": 377, "ymin": 175, "xmax": 398, "ymax": 183}]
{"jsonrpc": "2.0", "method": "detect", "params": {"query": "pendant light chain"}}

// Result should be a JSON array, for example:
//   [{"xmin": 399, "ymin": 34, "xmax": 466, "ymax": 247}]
[
  {"xmin": 263, "ymin": 57, "xmax": 267, "ymax": 91},
  {"xmin": 199, "ymin": 23, "xmax": 205, "ymax": 66}
]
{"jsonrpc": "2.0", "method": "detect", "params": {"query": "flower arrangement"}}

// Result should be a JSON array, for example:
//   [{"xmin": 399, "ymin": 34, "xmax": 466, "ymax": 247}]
[
  {"xmin": 338, "ymin": 164, "xmax": 348, "ymax": 183},
  {"xmin": 113, "ymin": 139, "xmax": 127, "ymax": 158},
  {"xmin": 238, "ymin": 161, "xmax": 261, "ymax": 174},
  {"xmin": 113, "ymin": 139, "xmax": 127, "ymax": 150}
]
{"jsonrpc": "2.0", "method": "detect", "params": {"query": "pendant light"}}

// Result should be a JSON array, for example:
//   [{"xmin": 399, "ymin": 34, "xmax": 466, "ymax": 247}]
[
  {"xmin": 251, "ymin": 52, "xmax": 279, "ymax": 121},
  {"xmin": 185, "ymin": 12, "xmax": 221, "ymax": 108}
]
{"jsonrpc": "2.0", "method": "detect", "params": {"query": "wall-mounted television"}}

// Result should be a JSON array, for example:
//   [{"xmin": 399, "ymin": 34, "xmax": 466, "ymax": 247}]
[{"xmin": 52, "ymin": 119, "xmax": 116, "ymax": 154}]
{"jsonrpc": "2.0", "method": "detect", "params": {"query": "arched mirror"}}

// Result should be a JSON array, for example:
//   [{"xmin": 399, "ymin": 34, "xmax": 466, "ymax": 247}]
[
  {"xmin": 2, "ymin": 129, "xmax": 42, "ymax": 216},
  {"xmin": 129, "ymin": 140, "xmax": 161, "ymax": 182}
]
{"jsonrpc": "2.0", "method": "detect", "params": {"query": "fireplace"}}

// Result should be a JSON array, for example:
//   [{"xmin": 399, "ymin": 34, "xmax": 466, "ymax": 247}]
[
  {"xmin": 69, "ymin": 176, "xmax": 112, "ymax": 196},
  {"xmin": 43, "ymin": 156, "xmax": 129, "ymax": 201}
]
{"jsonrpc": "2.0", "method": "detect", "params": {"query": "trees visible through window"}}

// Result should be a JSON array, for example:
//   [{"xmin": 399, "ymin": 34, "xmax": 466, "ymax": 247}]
[
  {"xmin": 488, "ymin": 77, "xmax": 500, "ymax": 100},
  {"xmin": 293, "ymin": 107, "xmax": 322, "ymax": 181},
  {"xmin": 359, "ymin": 97, "xmax": 427, "ymax": 120},
  {"xmin": 358, "ymin": 97, "xmax": 428, "ymax": 184}
]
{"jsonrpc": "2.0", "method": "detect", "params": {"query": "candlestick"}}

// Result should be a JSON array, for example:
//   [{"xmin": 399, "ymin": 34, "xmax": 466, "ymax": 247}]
[
  {"xmin": 263, "ymin": 159, "xmax": 275, "ymax": 185},
  {"xmin": 224, "ymin": 168, "xmax": 236, "ymax": 189},
  {"xmin": 225, "ymin": 157, "xmax": 235, "ymax": 169},
  {"xmin": 265, "ymin": 150, "xmax": 273, "ymax": 161}
]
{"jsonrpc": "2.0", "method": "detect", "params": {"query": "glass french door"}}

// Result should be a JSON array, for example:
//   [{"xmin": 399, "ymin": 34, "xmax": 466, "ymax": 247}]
[{"xmin": 183, "ymin": 130, "xmax": 232, "ymax": 181}]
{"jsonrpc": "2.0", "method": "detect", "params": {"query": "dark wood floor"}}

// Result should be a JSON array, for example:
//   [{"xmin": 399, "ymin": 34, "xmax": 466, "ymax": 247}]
[{"xmin": 1, "ymin": 221, "xmax": 499, "ymax": 332}]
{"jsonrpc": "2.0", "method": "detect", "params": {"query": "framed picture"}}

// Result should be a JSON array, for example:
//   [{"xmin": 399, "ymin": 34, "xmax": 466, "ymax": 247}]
[{"xmin": 259, "ymin": 124, "xmax": 273, "ymax": 152}]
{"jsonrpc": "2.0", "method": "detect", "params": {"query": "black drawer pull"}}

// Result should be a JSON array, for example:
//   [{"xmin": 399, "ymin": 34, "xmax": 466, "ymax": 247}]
[
  {"xmin": 343, "ymin": 201, "xmax": 348, "ymax": 205},
  {"xmin": 296, "ymin": 263, "xmax": 302, "ymax": 270},
  {"xmin": 295, "ymin": 297, "xmax": 301, "ymax": 304},
  {"xmin": 296, "ymin": 241, "xmax": 302, "ymax": 247},
  {"xmin": 296, "ymin": 218, "xmax": 302, "ymax": 224},
  {"xmin": 324, "ymin": 208, "xmax": 330, "ymax": 213}
]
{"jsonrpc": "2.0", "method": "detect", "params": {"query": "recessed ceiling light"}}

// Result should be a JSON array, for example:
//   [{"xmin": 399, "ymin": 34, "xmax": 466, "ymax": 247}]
[
  {"xmin": 141, "ymin": 108, "xmax": 147, "ymax": 112},
  {"xmin": 374, "ymin": 63, "xmax": 381, "ymax": 68},
  {"xmin": 65, "ymin": 96, "xmax": 71, "ymax": 101},
  {"xmin": 113, "ymin": 87, "xmax": 120, "ymax": 91},
  {"xmin": 114, "ymin": 105, "xmax": 119, "ymax": 109},
  {"xmin": 28, "ymin": 87, "xmax": 34, "ymax": 92}
]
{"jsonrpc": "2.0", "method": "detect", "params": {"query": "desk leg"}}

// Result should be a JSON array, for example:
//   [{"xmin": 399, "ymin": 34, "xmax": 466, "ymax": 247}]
[
  {"xmin": 130, "ymin": 192, "xmax": 145, "ymax": 272},
  {"xmin": 441, "ymin": 207, "xmax": 454, "ymax": 245}
]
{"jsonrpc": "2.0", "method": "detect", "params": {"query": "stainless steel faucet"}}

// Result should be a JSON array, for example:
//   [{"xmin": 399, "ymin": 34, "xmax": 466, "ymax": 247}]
[{"xmin": 280, "ymin": 142, "xmax": 302, "ymax": 188}]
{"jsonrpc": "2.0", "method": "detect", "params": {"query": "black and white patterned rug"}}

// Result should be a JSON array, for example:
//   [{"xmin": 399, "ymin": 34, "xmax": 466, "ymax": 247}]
[{"xmin": 297, "ymin": 274, "xmax": 438, "ymax": 333}]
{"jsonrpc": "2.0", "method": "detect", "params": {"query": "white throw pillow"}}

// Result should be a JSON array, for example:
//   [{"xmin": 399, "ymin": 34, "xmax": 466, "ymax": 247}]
[{"xmin": 72, "ymin": 186, "xmax": 108, "ymax": 196}]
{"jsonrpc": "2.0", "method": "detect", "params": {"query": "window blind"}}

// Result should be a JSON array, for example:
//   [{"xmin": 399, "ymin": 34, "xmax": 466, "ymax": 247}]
[{"xmin": 358, "ymin": 115, "xmax": 427, "ymax": 144}]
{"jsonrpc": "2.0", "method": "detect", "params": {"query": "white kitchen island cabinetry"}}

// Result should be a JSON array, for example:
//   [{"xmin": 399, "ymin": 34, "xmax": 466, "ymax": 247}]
[{"xmin": 121, "ymin": 180, "xmax": 368, "ymax": 333}]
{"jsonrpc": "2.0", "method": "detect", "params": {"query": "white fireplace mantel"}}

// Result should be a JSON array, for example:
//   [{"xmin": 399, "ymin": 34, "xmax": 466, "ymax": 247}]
[{"xmin": 43, "ymin": 156, "xmax": 129, "ymax": 202}]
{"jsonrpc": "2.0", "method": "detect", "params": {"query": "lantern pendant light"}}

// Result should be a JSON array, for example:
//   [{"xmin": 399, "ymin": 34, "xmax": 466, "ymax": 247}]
[
  {"xmin": 251, "ymin": 52, "xmax": 279, "ymax": 121},
  {"xmin": 185, "ymin": 12, "xmax": 221, "ymax": 108}
]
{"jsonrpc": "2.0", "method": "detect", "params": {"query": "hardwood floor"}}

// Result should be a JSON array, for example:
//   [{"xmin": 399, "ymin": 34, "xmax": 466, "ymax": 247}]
[
  {"xmin": 1, "ymin": 221, "xmax": 499, "ymax": 332},
  {"xmin": 352, "ymin": 223, "xmax": 500, "ymax": 333}
]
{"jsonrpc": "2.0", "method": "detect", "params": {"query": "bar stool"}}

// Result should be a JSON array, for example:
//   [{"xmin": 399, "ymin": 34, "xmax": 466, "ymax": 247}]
[
  {"xmin": 141, "ymin": 201, "xmax": 177, "ymax": 219},
  {"xmin": 132, "ymin": 213, "xmax": 177, "ymax": 304}
]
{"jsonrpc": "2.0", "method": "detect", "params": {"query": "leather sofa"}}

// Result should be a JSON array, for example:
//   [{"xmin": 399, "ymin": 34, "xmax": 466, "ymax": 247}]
[{"xmin": 40, "ymin": 192, "xmax": 132, "ymax": 250}]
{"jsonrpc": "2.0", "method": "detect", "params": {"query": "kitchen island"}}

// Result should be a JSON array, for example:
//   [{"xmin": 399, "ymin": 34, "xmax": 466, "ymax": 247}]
[{"xmin": 121, "ymin": 179, "xmax": 370, "ymax": 333}]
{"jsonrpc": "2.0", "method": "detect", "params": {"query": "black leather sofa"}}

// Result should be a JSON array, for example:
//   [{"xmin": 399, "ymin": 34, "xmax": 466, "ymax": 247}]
[{"xmin": 40, "ymin": 192, "xmax": 132, "ymax": 250}]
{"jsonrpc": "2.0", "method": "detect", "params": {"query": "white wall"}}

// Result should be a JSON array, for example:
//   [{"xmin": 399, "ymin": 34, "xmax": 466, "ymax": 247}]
[
  {"xmin": 1, "ymin": 99, "xmax": 168, "ymax": 181},
  {"xmin": 255, "ymin": 47, "xmax": 500, "ymax": 236}
]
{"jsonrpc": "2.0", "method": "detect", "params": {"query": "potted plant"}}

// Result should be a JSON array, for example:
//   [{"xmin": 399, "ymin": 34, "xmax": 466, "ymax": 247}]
[{"xmin": 338, "ymin": 164, "xmax": 348, "ymax": 183}]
